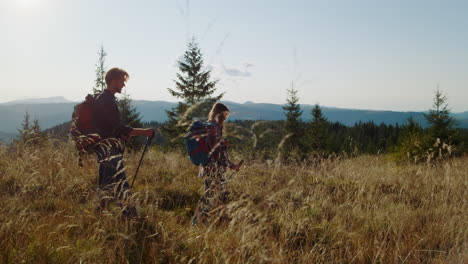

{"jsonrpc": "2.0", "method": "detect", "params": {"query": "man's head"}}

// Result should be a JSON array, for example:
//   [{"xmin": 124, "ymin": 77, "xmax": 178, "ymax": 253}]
[{"xmin": 105, "ymin": 68, "xmax": 129, "ymax": 94}]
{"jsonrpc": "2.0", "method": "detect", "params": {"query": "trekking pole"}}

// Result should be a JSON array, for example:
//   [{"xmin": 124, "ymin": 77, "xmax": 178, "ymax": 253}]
[
  {"xmin": 227, "ymin": 160, "xmax": 244, "ymax": 180},
  {"xmin": 130, "ymin": 136, "xmax": 153, "ymax": 188}
]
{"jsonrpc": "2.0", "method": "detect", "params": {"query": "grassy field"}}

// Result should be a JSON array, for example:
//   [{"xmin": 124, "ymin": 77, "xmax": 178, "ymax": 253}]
[{"xmin": 0, "ymin": 141, "xmax": 466, "ymax": 263}]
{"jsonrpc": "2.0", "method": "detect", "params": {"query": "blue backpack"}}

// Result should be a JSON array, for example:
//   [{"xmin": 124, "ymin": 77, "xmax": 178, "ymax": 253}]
[{"xmin": 184, "ymin": 120, "xmax": 218, "ymax": 166}]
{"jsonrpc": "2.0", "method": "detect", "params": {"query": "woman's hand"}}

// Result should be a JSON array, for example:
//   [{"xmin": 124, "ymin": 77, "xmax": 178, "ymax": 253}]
[
  {"xmin": 229, "ymin": 160, "xmax": 244, "ymax": 171},
  {"xmin": 230, "ymin": 164, "xmax": 241, "ymax": 171}
]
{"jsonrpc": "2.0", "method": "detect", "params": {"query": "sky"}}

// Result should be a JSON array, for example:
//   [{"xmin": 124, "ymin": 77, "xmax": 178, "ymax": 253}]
[{"xmin": 1, "ymin": 0, "xmax": 467, "ymax": 112}]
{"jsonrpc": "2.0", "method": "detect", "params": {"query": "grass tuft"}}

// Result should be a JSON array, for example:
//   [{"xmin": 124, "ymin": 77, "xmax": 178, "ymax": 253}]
[{"xmin": 0, "ymin": 142, "xmax": 466, "ymax": 263}]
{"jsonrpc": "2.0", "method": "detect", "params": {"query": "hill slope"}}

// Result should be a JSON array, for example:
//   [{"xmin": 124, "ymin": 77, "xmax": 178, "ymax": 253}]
[
  {"xmin": 0, "ymin": 144, "xmax": 466, "ymax": 263},
  {"xmin": 0, "ymin": 100, "xmax": 466, "ymax": 134}
]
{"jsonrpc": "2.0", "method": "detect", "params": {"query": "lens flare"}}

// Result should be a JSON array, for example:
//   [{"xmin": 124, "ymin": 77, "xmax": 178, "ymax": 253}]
[{"xmin": 17, "ymin": 0, "xmax": 40, "ymax": 7}]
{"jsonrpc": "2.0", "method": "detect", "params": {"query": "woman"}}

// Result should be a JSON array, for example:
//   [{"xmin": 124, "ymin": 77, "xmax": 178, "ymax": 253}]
[{"xmin": 192, "ymin": 102, "xmax": 240, "ymax": 225}]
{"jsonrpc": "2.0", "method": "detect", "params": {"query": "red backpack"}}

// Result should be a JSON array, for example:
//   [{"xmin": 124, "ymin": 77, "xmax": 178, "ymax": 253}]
[{"xmin": 70, "ymin": 94, "xmax": 102, "ymax": 166}]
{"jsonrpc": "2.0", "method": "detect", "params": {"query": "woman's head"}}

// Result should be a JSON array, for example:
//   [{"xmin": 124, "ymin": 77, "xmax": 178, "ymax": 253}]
[{"xmin": 208, "ymin": 102, "xmax": 230, "ymax": 125}]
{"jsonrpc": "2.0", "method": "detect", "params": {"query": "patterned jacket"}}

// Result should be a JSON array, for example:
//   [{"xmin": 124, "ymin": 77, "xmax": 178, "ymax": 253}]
[{"xmin": 198, "ymin": 122, "xmax": 234, "ymax": 177}]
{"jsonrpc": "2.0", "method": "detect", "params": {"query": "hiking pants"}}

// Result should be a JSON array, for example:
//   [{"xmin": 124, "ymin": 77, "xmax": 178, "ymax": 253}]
[
  {"xmin": 194, "ymin": 164, "xmax": 229, "ymax": 221},
  {"xmin": 94, "ymin": 139, "xmax": 130, "ymax": 200}
]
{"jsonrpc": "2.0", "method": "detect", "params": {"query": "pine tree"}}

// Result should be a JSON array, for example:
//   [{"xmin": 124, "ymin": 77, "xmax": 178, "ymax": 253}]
[
  {"xmin": 168, "ymin": 38, "xmax": 221, "ymax": 106},
  {"xmin": 18, "ymin": 111, "xmax": 31, "ymax": 143},
  {"xmin": 16, "ymin": 112, "xmax": 46, "ymax": 146},
  {"xmin": 30, "ymin": 118, "xmax": 46, "ymax": 145},
  {"xmin": 424, "ymin": 89, "xmax": 459, "ymax": 159},
  {"xmin": 393, "ymin": 117, "xmax": 426, "ymax": 163},
  {"xmin": 31, "ymin": 119, "xmax": 41, "ymax": 136},
  {"xmin": 282, "ymin": 87, "xmax": 304, "ymax": 154},
  {"xmin": 93, "ymin": 44, "xmax": 107, "ymax": 94},
  {"xmin": 164, "ymin": 38, "xmax": 223, "ymax": 143},
  {"xmin": 308, "ymin": 104, "xmax": 328, "ymax": 152},
  {"xmin": 403, "ymin": 117, "xmax": 423, "ymax": 137},
  {"xmin": 424, "ymin": 89, "xmax": 456, "ymax": 144},
  {"xmin": 118, "ymin": 92, "xmax": 143, "ymax": 128}
]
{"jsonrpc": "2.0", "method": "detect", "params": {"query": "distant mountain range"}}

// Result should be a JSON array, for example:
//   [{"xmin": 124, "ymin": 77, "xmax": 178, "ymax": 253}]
[
  {"xmin": 0, "ymin": 131, "xmax": 16, "ymax": 144},
  {"xmin": 0, "ymin": 96, "xmax": 467, "ymax": 142},
  {"xmin": 2, "ymin": 96, "xmax": 74, "ymax": 105}
]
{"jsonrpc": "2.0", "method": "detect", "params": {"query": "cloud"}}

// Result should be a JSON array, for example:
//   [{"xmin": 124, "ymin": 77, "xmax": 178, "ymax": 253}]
[
  {"xmin": 173, "ymin": 56, "xmax": 254, "ymax": 78},
  {"xmin": 223, "ymin": 65, "xmax": 251, "ymax": 77},
  {"xmin": 219, "ymin": 62, "xmax": 254, "ymax": 77}
]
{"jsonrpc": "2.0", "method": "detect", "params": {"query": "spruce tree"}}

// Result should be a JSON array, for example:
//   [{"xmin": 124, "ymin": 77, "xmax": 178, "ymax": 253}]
[
  {"xmin": 393, "ymin": 117, "xmax": 426, "ymax": 163},
  {"xmin": 118, "ymin": 92, "xmax": 143, "ymax": 129},
  {"xmin": 164, "ymin": 38, "xmax": 222, "ymax": 143},
  {"xmin": 18, "ymin": 111, "xmax": 31, "ymax": 143},
  {"xmin": 424, "ymin": 89, "xmax": 459, "ymax": 159},
  {"xmin": 30, "ymin": 118, "xmax": 46, "ymax": 145},
  {"xmin": 282, "ymin": 87, "xmax": 304, "ymax": 154},
  {"xmin": 424, "ymin": 89, "xmax": 456, "ymax": 144},
  {"xmin": 16, "ymin": 112, "xmax": 46, "ymax": 146},
  {"xmin": 31, "ymin": 119, "xmax": 41, "ymax": 133},
  {"xmin": 93, "ymin": 44, "xmax": 107, "ymax": 94},
  {"xmin": 308, "ymin": 104, "xmax": 328, "ymax": 152}
]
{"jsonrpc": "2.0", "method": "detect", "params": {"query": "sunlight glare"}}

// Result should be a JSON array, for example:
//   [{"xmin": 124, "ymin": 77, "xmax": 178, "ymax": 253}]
[{"xmin": 17, "ymin": 0, "xmax": 41, "ymax": 8}]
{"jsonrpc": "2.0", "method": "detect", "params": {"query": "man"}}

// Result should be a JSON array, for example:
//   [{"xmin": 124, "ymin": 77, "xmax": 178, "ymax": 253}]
[{"xmin": 93, "ymin": 67, "xmax": 154, "ymax": 217}]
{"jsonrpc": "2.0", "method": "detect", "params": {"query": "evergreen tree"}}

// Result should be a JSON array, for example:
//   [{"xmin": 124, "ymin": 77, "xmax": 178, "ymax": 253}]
[
  {"xmin": 402, "ymin": 117, "xmax": 423, "ymax": 137},
  {"xmin": 16, "ymin": 112, "xmax": 46, "ymax": 146},
  {"xmin": 118, "ymin": 92, "xmax": 143, "ymax": 128},
  {"xmin": 424, "ymin": 89, "xmax": 456, "ymax": 144},
  {"xmin": 31, "ymin": 119, "xmax": 42, "ymax": 137},
  {"xmin": 308, "ymin": 104, "xmax": 328, "ymax": 152},
  {"xmin": 423, "ymin": 89, "xmax": 459, "ymax": 159},
  {"xmin": 164, "ymin": 38, "xmax": 222, "ymax": 143},
  {"xmin": 392, "ymin": 117, "xmax": 427, "ymax": 163},
  {"xmin": 18, "ymin": 111, "xmax": 31, "ymax": 143},
  {"xmin": 282, "ymin": 87, "xmax": 304, "ymax": 154},
  {"xmin": 93, "ymin": 44, "xmax": 107, "ymax": 94},
  {"xmin": 30, "ymin": 118, "xmax": 46, "ymax": 145},
  {"xmin": 31, "ymin": 119, "xmax": 40, "ymax": 132}
]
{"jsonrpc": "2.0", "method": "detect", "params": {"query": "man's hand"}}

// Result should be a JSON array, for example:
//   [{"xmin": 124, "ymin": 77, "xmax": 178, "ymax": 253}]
[{"xmin": 229, "ymin": 160, "xmax": 244, "ymax": 171}]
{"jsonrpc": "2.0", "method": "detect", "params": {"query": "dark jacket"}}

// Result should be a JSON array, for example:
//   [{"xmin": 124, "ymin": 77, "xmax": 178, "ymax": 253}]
[{"xmin": 92, "ymin": 90, "xmax": 132, "ymax": 139}]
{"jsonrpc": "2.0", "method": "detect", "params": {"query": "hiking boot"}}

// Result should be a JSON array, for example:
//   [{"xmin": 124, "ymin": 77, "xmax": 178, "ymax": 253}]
[
  {"xmin": 191, "ymin": 209, "xmax": 209, "ymax": 226},
  {"xmin": 122, "ymin": 205, "xmax": 138, "ymax": 219}
]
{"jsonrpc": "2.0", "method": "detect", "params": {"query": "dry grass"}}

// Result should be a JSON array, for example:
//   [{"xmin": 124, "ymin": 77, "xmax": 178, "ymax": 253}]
[{"xmin": 0, "ymin": 141, "xmax": 466, "ymax": 263}]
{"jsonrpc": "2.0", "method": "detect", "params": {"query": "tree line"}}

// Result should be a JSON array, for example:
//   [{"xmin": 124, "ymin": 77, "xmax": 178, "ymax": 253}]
[{"xmin": 13, "ymin": 38, "xmax": 467, "ymax": 164}]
